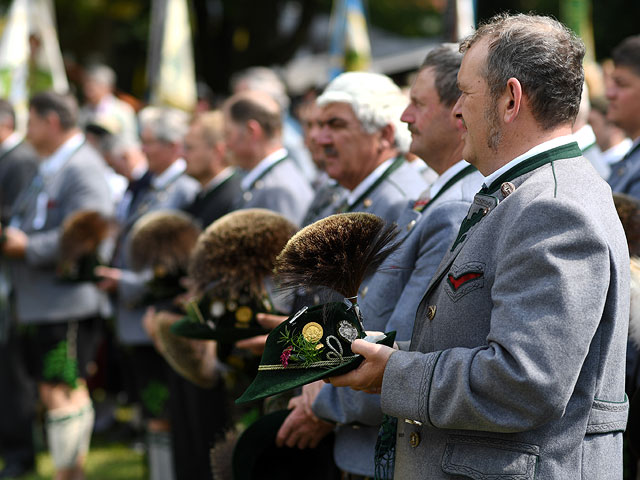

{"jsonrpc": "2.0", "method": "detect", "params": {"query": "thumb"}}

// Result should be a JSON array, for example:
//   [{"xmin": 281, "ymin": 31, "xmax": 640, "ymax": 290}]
[{"xmin": 350, "ymin": 338, "xmax": 378, "ymax": 357}]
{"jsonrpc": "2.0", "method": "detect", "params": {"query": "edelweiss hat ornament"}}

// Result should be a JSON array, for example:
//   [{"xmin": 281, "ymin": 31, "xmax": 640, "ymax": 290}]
[
  {"xmin": 237, "ymin": 212, "xmax": 400, "ymax": 404},
  {"xmin": 171, "ymin": 208, "xmax": 298, "ymax": 343}
]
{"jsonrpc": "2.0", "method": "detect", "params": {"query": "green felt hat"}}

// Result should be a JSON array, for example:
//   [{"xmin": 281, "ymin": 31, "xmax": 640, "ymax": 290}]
[
  {"xmin": 236, "ymin": 300, "xmax": 395, "ymax": 404},
  {"xmin": 171, "ymin": 293, "xmax": 275, "ymax": 343}
]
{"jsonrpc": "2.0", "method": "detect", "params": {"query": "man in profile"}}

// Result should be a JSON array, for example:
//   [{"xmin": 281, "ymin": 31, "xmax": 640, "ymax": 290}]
[{"xmin": 330, "ymin": 14, "xmax": 629, "ymax": 479}]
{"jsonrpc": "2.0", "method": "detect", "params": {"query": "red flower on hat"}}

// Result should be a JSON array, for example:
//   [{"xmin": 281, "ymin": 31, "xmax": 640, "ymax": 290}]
[{"xmin": 280, "ymin": 346, "xmax": 293, "ymax": 367}]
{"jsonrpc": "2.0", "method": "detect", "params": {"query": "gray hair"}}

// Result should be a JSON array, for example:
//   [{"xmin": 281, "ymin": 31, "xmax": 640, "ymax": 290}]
[
  {"xmin": 460, "ymin": 13, "xmax": 585, "ymax": 130},
  {"xmin": 230, "ymin": 66, "xmax": 290, "ymax": 111},
  {"xmin": 85, "ymin": 64, "xmax": 116, "ymax": 88},
  {"xmin": 317, "ymin": 72, "xmax": 410, "ymax": 149},
  {"xmin": 420, "ymin": 43, "xmax": 463, "ymax": 108},
  {"xmin": 138, "ymin": 106, "xmax": 190, "ymax": 144}
]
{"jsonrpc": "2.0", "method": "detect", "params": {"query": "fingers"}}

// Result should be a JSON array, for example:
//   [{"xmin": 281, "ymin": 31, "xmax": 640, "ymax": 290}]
[
  {"xmin": 256, "ymin": 313, "xmax": 288, "ymax": 330},
  {"xmin": 234, "ymin": 334, "xmax": 268, "ymax": 355}
]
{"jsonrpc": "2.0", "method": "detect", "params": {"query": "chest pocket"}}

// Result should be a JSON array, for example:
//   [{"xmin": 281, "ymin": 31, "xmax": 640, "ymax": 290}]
[{"xmin": 445, "ymin": 261, "xmax": 486, "ymax": 302}]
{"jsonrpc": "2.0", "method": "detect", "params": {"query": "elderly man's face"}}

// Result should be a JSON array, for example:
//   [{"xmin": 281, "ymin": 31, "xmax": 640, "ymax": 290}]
[
  {"xmin": 316, "ymin": 102, "xmax": 381, "ymax": 190},
  {"xmin": 606, "ymin": 65, "xmax": 640, "ymax": 139},
  {"xmin": 140, "ymin": 127, "xmax": 175, "ymax": 175}
]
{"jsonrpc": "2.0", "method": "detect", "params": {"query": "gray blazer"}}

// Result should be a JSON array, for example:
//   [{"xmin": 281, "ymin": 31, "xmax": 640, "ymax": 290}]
[
  {"xmin": 0, "ymin": 140, "xmax": 38, "ymax": 223},
  {"xmin": 114, "ymin": 167, "xmax": 199, "ymax": 345},
  {"xmin": 238, "ymin": 156, "xmax": 313, "ymax": 227},
  {"xmin": 293, "ymin": 159, "xmax": 429, "ymax": 311},
  {"xmin": 9, "ymin": 141, "xmax": 114, "ymax": 324},
  {"xmin": 382, "ymin": 153, "xmax": 629, "ymax": 479},
  {"xmin": 312, "ymin": 166, "xmax": 484, "ymax": 476},
  {"xmin": 608, "ymin": 142, "xmax": 640, "ymax": 199}
]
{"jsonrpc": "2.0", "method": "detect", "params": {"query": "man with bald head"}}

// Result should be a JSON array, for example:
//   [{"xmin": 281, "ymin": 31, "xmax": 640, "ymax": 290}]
[{"xmin": 223, "ymin": 90, "xmax": 313, "ymax": 225}]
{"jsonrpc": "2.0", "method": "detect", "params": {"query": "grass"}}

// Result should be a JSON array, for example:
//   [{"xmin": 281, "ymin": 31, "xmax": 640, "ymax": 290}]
[{"xmin": 1, "ymin": 437, "xmax": 145, "ymax": 480}]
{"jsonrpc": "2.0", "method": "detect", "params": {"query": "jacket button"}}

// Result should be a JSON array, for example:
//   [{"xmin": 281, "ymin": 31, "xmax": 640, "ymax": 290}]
[
  {"xmin": 409, "ymin": 431, "xmax": 421, "ymax": 448},
  {"xmin": 407, "ymin": 219, "xmax": 416, "ymax": 231},
  {"xmin": 426, "ymin": 305, "xmax": 436, "ymax": 321}
]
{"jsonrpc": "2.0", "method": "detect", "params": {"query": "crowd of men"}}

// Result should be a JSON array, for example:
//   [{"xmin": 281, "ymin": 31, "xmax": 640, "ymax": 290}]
[{"xmin": 1, "ymin": 12, "xmax": 640, "ymax": 480}]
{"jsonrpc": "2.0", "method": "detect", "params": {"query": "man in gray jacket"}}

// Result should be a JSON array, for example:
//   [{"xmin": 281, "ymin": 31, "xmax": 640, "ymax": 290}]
[
  {"xmin": 2, "ymin": 91, "xmax": 113, "ymax": 480},
  {"xmin": 329, "ymin": 13, "xmax": 629, "ymax": 479},
  {"xmin": 277, "ymin": 45, "xmax": 484, "ymax": 478}
]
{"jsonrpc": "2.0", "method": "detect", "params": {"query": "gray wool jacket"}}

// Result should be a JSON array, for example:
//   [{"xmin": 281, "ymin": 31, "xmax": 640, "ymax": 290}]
[{"xmin": 382, "ymin": 145, "xmax": 629, "ymax": 479}]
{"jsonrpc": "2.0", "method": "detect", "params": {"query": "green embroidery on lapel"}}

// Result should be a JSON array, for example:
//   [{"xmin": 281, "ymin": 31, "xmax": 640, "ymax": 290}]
[
  {"xmin": 450, "ymin": 209, "xmax": 485, "ymax": 252},
  {"xmin": 551, "ymin": 160, "xmax": 558, "ymax": 198},
  {"xmin": 484, "ymin": 142, "xmax": 581, "ymax": 195}
]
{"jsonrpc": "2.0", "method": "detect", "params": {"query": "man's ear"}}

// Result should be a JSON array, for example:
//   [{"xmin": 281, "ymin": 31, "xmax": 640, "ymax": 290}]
[
  {"xmin": 46, "ymin": 111, "xmax": 61, "ymax": 130},
  {"xmin": 245, "ymin": 119, "xmax": 263, "ymax": 140},
  {"xmin": 379, "ymin": 123, "xmax": 395, "ymax": 150},
  {"xmin": 503, "ymin": 77, "xmax": 522, "ymax": 124}
]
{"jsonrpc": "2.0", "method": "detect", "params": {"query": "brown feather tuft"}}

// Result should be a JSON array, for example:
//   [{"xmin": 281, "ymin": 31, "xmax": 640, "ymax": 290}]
[
  {"xmin": 59, "ymin": 210, "xmax": 112, "ymax": 264},
  {"xmin": 274, "ymin": 212, "xmax": 401, "ymax": 299},
  {"xmin": 129, "ymin": 210, "xmax": 201, "ymax": 272},
  {"xmin": 188, "ymin": 208, "xmax": 298, "ymax": 298}
]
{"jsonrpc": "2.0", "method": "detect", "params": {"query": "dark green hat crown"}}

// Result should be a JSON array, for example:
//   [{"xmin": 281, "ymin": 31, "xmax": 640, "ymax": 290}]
[{"xmin": 236, "ymin": 300, "xmax": 395, "ymax": 404}]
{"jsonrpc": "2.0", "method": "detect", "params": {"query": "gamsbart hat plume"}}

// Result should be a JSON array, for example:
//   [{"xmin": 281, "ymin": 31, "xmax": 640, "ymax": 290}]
[
  {"xmin": 129, "ymin": 209, "xmax": 201, "ymax": 273},
  {"xmin": 58, "ymin": 209, "xmax": 113, "ymax": 281},
  {"xmin": 237, "ymin": 212, "xmax": 400, "ymax": 404},
  {"xmin": 129, "ymin": 209, "xmax": 201, "ymax": 305},
  {"xmin": 171, "ymin": 208, "xmax": 298, "ymax": 342},
  {"xmin": 188, "ymin": 208, "xmax": 298, "ymax": 298}
]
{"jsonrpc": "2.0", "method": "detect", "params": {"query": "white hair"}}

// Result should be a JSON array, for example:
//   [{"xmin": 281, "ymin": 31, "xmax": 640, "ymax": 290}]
[
  {"xmin": 85, "ymin": 64, "xmax": 116, "ymax": 88},
  {"xmin": 317, "ymin": 72, "xmax": 409, "ymax": 150},
  {"xmin": 138, "ymin": 106, "xmax": 190, "ymax": 144}
]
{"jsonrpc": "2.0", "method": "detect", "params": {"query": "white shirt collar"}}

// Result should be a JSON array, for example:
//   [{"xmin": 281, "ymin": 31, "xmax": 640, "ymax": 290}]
[
  {"xmin": 572, "ymin": 124, "xmax": 597, "ymax": 151},
  {"xmin": 483, "ymin": 135, "xmax": 576, "ymax": 188},
  {"xmin": 601, "ymin": 138, "xmax": 633, "ymax": 166},
  {"xmin": 152, "ymin": 158, "xmax": 187, "ymax": 189},
  {"xmin": 429, "ymin": 160, "xmax": 470, "ymax": 198},
  {"xmin": 202, "ymin": 166, "xmax": 236, "ymax": 194},
  {"xmin": 346, "ymin": 158, "xmax": 394, "ymax": 206},
  {"xmin": 240, "ymin": 148, "xmax": 287, "ymax": 191},
  {"xmin": 39, "ymin": 132, "xmax": 85, "ymax": 178},
  {"xmin": 1, "ymin": 132, "xmax": 22, "ymax": 152}
]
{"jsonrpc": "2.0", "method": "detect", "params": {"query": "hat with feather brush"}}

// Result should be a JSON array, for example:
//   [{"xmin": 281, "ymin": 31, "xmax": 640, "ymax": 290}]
[
  {"xmin": 129, "ymin": 209, "xmax": 201, "ymax": 306},
  {"xmin": 58, "ymin": 209, "xmax": 114, "ymax": 282},
  {"xmin": 236, "ymin": 212, "xmax": 400, "ymax": 404},
  {"xmin": 171, "ymin": 208, "xmax": 298, "ymax": 343}
]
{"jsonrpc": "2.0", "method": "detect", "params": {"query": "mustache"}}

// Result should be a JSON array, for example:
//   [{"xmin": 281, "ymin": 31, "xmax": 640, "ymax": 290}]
[{"xmin": 323, "ymin": 145, "xmax": 339, "ymax": 156}]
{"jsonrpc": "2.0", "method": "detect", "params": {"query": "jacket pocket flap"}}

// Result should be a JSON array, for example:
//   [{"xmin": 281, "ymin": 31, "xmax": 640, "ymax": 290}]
[{"xmin": 442, "ymin": 434, "xmax": 539, "ymax": 479}]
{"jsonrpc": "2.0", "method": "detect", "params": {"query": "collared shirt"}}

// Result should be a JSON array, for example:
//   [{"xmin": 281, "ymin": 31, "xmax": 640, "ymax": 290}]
[
  {"xmin": 345, "ymin": 158, "xmax": 394, "ymax": 207},
  {"xmin": 573, "ymin": 125, "xmax": 597, "ymax": 151},
  {"xmin": 429, "ymin": 160, "xmax": 470, "ymax": 199},
  {"xmin": 201, "ymin": 166, "xmax": 236, "ymax": 195},
  {"xmin": 602, "ymin": 138, "xmax": 633, "ymax": 166},
  {"xmin": 1, "ymin": 131, "xmax": 22, "ymax": 153},
  {"xmin": 151, "ymin": 157, "xmax": 188, "ymax": 190},
  {"xmin": 483, "ymin": 135, "xmax": 575, "ymax": 188},
  {"xmin": 39, "ymin": 132, "xmax": 85, "ymax": 178},
  {"xmin": 240, "ymin": 148, "xmax": 287, "ymax": 191}
]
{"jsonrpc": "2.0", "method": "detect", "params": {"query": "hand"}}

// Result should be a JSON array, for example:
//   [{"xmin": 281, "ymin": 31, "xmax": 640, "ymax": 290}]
[
  {"xmin": 1, "ymin": 227, "xmax": 28, "ymax": 258},
  {"xmin": 234, "ymin": 334, "xmax": 269, "ymax": 355},
  {"xmin": 256, "ymin": 312, "xmax": 288, "ymax": 329},
  {"xmin": 276, "ymin": 396, "xmax": 334, "ymax": 449},
  {"xmin": 300, "ymin": 380, "xmax": 324, "ymax": 418},
  {"xmin": 142, "ymin": 306, "xmax": 158, "ymax": 345},
  {"xmin": 326, "ymin": 339, "xmax": 395, "ymax": 394},
  {"xmin": 94, "ymin": 265, "xmax": 122, "ymax": 292},
  {"xmin": 234, "ymin": 313, "xmax": 289, "ymax": 354}
]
